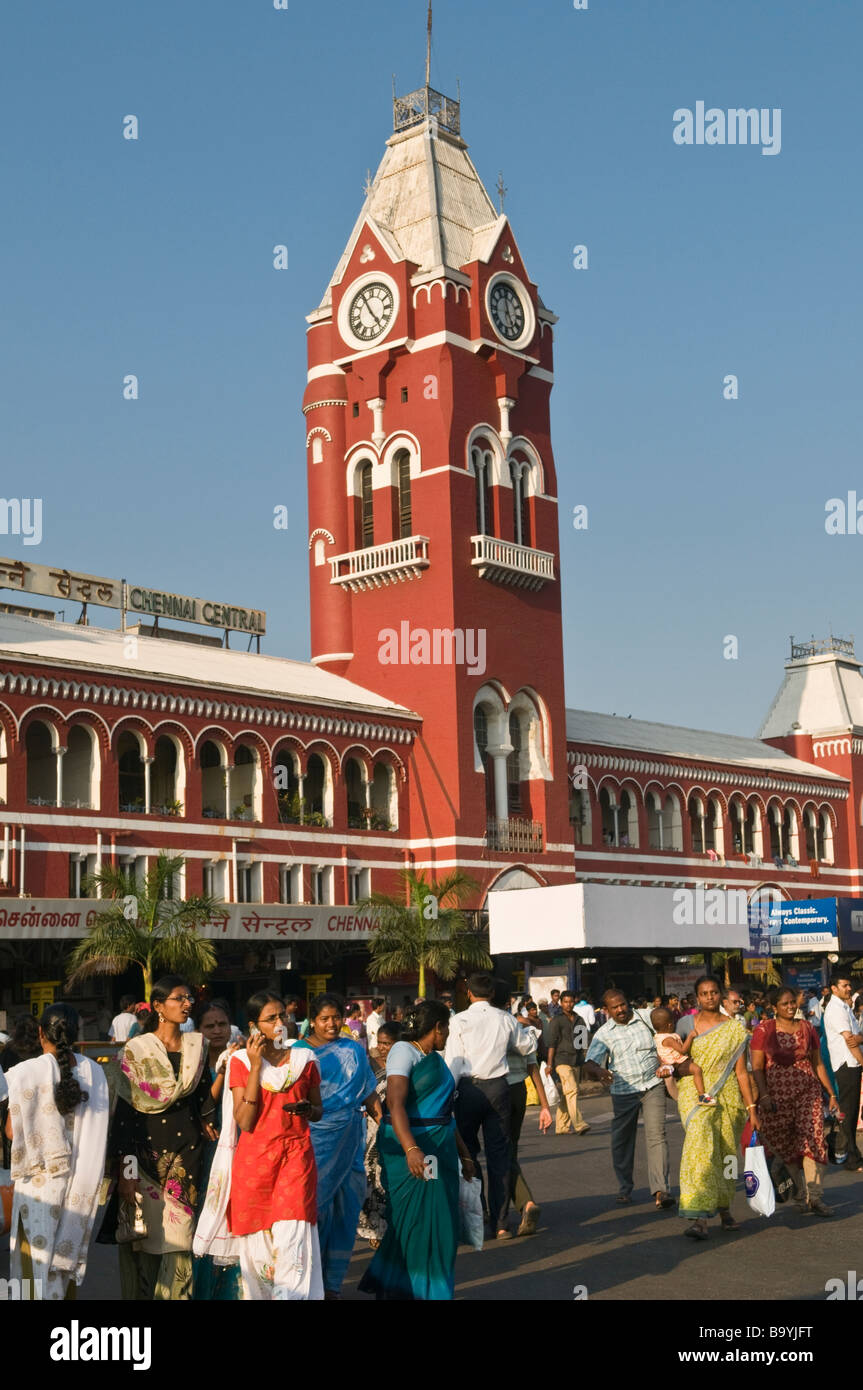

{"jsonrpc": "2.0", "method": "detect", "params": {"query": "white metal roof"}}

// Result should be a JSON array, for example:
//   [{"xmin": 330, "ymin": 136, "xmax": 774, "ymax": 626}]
[
  {"xmin": 321, "ymin": 121, "xmax": 499, "ymax": 308},
  {"xmin": 759, "ymin": 650, "xmax": 863, "ymax": 738},
  {"xmin": 566, "ymin": 708, "xmax": 844, "ymax": 781},
  {"xmin": 0, "ymin": 612, "xmax": 415, "ymax": 718}
]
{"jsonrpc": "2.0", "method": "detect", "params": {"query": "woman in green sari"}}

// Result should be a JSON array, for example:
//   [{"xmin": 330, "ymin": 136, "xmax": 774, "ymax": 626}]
[
  {"xmin": 358, "ymin": 1000, "xmax": 475, "ymax": 1300},
  {"xmin": 677, "ymin": 975, "xmax": 757, "ymax": 1240}
]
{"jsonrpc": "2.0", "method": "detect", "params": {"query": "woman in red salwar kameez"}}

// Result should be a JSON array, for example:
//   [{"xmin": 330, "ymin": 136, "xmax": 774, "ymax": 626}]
[
  {"xmin": 226, "ymin": 991, "xmax": 323, "ymax": 1299},
  {"xmin": 751, "ymin": 986, "xmax": 840, "ymax": 1218}
]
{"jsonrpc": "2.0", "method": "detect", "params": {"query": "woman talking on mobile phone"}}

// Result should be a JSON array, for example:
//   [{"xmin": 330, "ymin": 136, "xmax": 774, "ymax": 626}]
[{"xmin": 209, "ymin": 990, "xmax": 323, "ymax": 1299}]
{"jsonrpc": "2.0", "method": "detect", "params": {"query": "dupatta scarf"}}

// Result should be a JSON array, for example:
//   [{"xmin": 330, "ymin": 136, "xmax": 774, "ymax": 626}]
[
  {"xmin": 120, "ymin": 1031, "xmax": 205, "ymax": 1112},
  {"xmin": 194, "ymin": 1044, "xmax": 315, "ymax": 1261}
]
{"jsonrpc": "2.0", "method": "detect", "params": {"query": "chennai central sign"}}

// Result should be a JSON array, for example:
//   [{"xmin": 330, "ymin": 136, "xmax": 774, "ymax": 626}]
[{"xmin": 0, "ymin": 558, "xmax": 266, "ymax": 635}]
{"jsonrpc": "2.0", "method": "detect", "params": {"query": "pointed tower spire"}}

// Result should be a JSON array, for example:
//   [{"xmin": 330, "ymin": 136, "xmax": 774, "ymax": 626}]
[{"xmin": 426, "ymin": 1, "xmax": 433, "ymax": 87}]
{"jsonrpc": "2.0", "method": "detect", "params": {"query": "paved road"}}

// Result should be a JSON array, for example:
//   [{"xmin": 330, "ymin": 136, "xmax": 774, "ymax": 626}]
[{"xmin": 3, "ymin": 1093, "xmax": 862, "ymax": 1301}]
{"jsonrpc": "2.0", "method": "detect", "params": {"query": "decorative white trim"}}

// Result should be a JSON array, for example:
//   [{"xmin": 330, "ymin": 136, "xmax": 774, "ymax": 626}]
[
  {"xmin": 0, "ymin": 669, "xmax": 417, "ymax": 742},
  {"xmin": 306, "ymin": 364, "xmax": 346, "ymax": 383},
  {"xmin": 305, "ymin": 426, "xmax": 333, "ymax": 447},
  {"xmin": 566, "ymin": 747, "xmax": 847, "ymax": 799},
  {"xmin": 310, "ymin": 653, "xmax": 354, "ymax": 665},
  {"xmin": 412, "ymin": 279, "xmax": 472, "ymax": 308},
  {"xmin": 303, "ymin": 399, "xmax": 347, "ymax": 414},
  {"xmin": 308, "ymin": 528, "xmax": 335, "ymax": 551},
  {"xmin": 528, "ymin": 365, "xmax": 554, "ymax": 383}
]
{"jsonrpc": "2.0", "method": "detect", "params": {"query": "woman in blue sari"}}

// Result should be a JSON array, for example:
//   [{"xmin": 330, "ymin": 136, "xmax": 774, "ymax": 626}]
[
  {"xmin": 300, "ymin": 994, "xmax": 381, "ymax": 1298},
  {"xmin": 359, "ymin": 1000, "xmax": 475, "ymax": 1301}
]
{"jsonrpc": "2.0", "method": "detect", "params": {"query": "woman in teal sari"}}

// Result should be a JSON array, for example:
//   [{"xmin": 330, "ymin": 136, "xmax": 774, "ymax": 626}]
[
  {"xmin": 676, "ymin": 976, "xmax": 757, "ymax": 1240},
  {"xmin": 300, "ymin": 993, "xmax": 381, "ymax": 1298},
  {"xmin": 358, "ymin": 1000, "xmax": 476, "ymax": 1301}
]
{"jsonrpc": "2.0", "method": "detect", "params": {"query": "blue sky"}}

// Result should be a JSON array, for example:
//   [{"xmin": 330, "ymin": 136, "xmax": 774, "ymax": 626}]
[{"xmin": 3, "ymin": 0, "xmax": 861, "ymax": 737}]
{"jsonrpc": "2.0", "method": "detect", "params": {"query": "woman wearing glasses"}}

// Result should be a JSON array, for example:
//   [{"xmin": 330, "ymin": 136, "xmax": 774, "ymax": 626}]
[
  {"xmin": 196, "ymin": 991, "xmax": 324, "ymax": 1298},
  {"xmin": 112, "ymin": 976, "xmax": 217, "ymax": 1300}
]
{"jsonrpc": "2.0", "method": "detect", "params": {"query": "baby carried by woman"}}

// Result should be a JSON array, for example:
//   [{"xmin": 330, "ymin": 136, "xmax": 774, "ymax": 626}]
[{"xmin": 650, "ymin": 1007, "xmax": 715, "ymax": 1106}]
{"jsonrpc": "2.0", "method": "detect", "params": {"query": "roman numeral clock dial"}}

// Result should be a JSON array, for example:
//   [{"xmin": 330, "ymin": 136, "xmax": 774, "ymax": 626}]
[
  {"xmin": 489, "ymin": 281, "xmax": 525, "ymax": 341},
  {"xmin": 348, "ymin": 282, "xmax": 395, "ymax": 341}
]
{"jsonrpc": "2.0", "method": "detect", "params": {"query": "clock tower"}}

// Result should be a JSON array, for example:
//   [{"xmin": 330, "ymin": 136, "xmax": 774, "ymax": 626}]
[{"xmin": 302, "ymin": 76, "xmax": 575, "ymax": 895}]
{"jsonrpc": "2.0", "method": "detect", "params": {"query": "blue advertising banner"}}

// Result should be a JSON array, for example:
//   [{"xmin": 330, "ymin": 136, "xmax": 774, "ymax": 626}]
[
  {"xmin": 748, "ymin": 898, "xmax": 838, "ymax": 955},
  {"xmin": 836, "ymin": 899, "xmax": 863, "ymax": 952}
]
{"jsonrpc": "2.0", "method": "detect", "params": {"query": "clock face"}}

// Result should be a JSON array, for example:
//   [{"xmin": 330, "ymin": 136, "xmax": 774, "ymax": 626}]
[
  {"xmin": 348, "ymin": 281, "xmax": 395, "ymax": 342},
  {"xmin": 489, "ymin": 280, "xmax": 527, "ymax": 342}
]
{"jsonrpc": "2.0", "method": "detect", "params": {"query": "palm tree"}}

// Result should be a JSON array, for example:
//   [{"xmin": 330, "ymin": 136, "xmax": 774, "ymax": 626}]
[
  {"xmin": 359, "ymin": 869, "xmax": 491, "ymax": 998},
  {"xmin": 711, "ymin": 950, "xmax": 741, "ymax": 988},
  {"xmin": 66, "ymin": 852, "xmax": 218, "ymax": 1001}
]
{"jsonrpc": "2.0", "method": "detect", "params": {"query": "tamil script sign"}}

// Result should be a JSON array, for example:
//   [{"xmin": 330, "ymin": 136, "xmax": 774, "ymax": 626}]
[
  {"xmin": 0, "ymin": 901, "xmax": 378, "ymax": 940},
  {"xmin": 0, "ymin": 558, "xmax": 266, "ymax": 635},
  {"xmin": 748, "ymin": 897, "xmax": 838, "ymax": 955}
]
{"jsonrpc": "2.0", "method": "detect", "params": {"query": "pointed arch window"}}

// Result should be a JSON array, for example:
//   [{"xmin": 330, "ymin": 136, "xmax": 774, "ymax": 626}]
[
  {"xmin": 396, "ymin": 449, "xmax": 412, "ymax": 538},
  {"xmin": 473, "ymin": 447, "xmax": 493, "ymax": 537},
  {"xmin": 507, "ymin": 712, "xmax": 522, "ymax": 815},
  {"xmin": 360, "ymin": 461, "xmax": 374, "ymax": 548},
  {"xmin": 510, "ymin": 459, "xmax": 529, "ymax": 546}
]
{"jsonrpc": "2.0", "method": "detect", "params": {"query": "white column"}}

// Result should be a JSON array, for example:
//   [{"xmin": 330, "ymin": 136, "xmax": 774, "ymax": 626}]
[
  {"xmin": 298, "ymin": 774, "xmax": 306, "ymax": 825},
  {"xmin": 225, "ymin": 762, "xmax": 232, "ymax": 820},
  {"xmin": 2, "ymin": 825, "xmax": 8, "ymax": 885},
  {"xmin": 490, "ymin": 748, "xmax": 511, "ymax": 822},
  {"xmin": 142, "ymin": 755, "xmax": 154, "ymax": 814},
  {"xmin": 498, "ymin": 396, "xmax": 516, "ymax": 449},
  {"xmin": 368, "ymin": 397, "xmax": 385, "ymax": 450},
  {"xmin": 19, "ymin": 826, "xmax": 25, "ymax": 898},
  {"xmin": 55, "ymin": 746, "xmax": 67, "ymax": 808},
  {"xmin": 231, "ymin": 839, "xmax": 238, "ymax": 903},
  {"xmin": 96, "ymin": 832, "xmax": 103, "ymax": 896}
]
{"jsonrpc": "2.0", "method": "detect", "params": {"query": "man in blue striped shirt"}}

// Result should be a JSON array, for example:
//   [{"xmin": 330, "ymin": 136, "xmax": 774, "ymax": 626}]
[{"xmin": 584, "ymin": 989, "xmax": 674, "ymax": 1209}]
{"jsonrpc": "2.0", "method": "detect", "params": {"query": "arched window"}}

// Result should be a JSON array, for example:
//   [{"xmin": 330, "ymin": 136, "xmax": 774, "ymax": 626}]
[
  {"xmin": 274, "ymin": 749, "xmax": 300, "ymax": 822},
  {"xmin": 64, "ymin": 725, "xmax": 96, "ymax": 809},
  {"xmin": 474, "ymin": 706, "xmax": 493, "ymax": 813},
  {"xmin": 371, "ymin": 763, "xmax": 395, "ymax": 830},
  {"xmin": 705, "ymin": 796, "xmax": 724, "ymax": 856},
  {"xmin": 819, "ymin": 808, "xmax": 834, "ymax": 864},
  {"xmin": 311, "ymin": 436, "xmax": 324, "ymax": 463},
  {"xmin": 473, "ymin": 448, "xmax": 493, "ymax": 536},
  {"xmin": 26, "ymin": 721, "xmax": 56, "ymax": 805},
  {"xmin": 360, "ymin": 461, "xmax": 374, "ymax": 548},
  {"xmin": 507, "ymin": 712, "xmax": 522, "ymax": 815},
  {"xmin": 118, "ymin": 731, "xmax": 145, "ymax": 812},
  {"xmin": 396, "ymin": 449, "xmax": 412, "ymax": 538},
  {"xmin": 688, "ymin": 794, "xmax": 705, "ymax": 852},
  {"xmin": 151, "ymin": 736, "xmax": 179, "ymax": 814},
  {"xmin": 570, "ymin": 788, "xmax": 591, "ymax": 845},
  {"xmin": 510, "ymin": 459, "xmax": 529, "ymax": 546},
  {"xmin": 305, "ymin": 754, "xmax": 327, "ymax": 822},
  {"xmin": 345, "ymin": 758, "xmax": 365, "ymax": 827},
  {"xmin": 200, "ymin": 740, "xmax": 226, "ymax": 818}
]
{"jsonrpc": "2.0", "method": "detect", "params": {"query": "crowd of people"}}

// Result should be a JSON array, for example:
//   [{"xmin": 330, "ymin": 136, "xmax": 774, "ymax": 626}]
[{"xmin": 1, "ymin": 967, "xmax": 862, "ymax": 1300}]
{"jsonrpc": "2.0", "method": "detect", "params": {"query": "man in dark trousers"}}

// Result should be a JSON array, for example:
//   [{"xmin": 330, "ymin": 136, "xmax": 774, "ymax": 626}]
[
  {"xmin": 824, "ymin": 973, "xmax": 863, "ymax": 1170},
  {"xmin": 584, "ymin": 988, "xmax": 674, "ymax": 1208},
  {"xmin": 546, "ymin": 990, "xmax": 590, "ymax": 1135},
  {"xmin": 444, "ymin": 972, "xmax": 535, "ymax": 1240}
]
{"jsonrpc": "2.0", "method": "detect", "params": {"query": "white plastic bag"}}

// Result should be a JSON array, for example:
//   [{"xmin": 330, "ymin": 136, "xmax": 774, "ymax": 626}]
[
  {"xmin": 744, "ymin": 1132, "xmax": 775, "ymax": 1218},
  {"xmin": 540, "ymin": 1061, "xmax": 560, "ymax": 1108},
  {"xmin": 459, "ymin": 1175, "xmax": 485, "ymax": 1250}
]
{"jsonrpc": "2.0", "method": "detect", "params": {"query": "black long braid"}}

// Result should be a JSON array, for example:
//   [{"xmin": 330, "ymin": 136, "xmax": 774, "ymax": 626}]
[{"xmin": 39, "ymin": 1003, "xmax": 88, "ymax": 1115}]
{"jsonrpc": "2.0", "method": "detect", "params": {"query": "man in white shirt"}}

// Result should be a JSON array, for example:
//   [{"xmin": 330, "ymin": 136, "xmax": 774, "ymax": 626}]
[
  {"xmin": 824, "ymin": 973, "xmax": 863, "ymax": 1170},
  {"xmin": 444, "ymin": 972, "xmax": 535, "ymax": 1241},
  {"xmin": 573, "ymin": 993, "xmax": 596, "ymax": 1031},
  {"xmin": 108, "ymin": 995, "xmax": 137, "ymax": 1043},
  {"xmin": 365, "ymin": 997, "xmax": 386, "ymax": 1053}
]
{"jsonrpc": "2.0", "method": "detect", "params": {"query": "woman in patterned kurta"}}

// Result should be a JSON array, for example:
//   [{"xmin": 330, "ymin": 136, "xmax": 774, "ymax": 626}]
[
  {"xmin": 751, "ymin": 986, "xmax": 840, "ymax": 1217},
  {"xmin": 677, "ymin": 976, "xmax": 756, "ymax": 1239}
]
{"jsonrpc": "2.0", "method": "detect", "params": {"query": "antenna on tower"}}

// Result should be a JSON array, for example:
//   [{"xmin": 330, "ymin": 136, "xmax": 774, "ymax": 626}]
[{"xmin": 426, "ymin": 1, "xmax": 432, "ymax": 87}]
